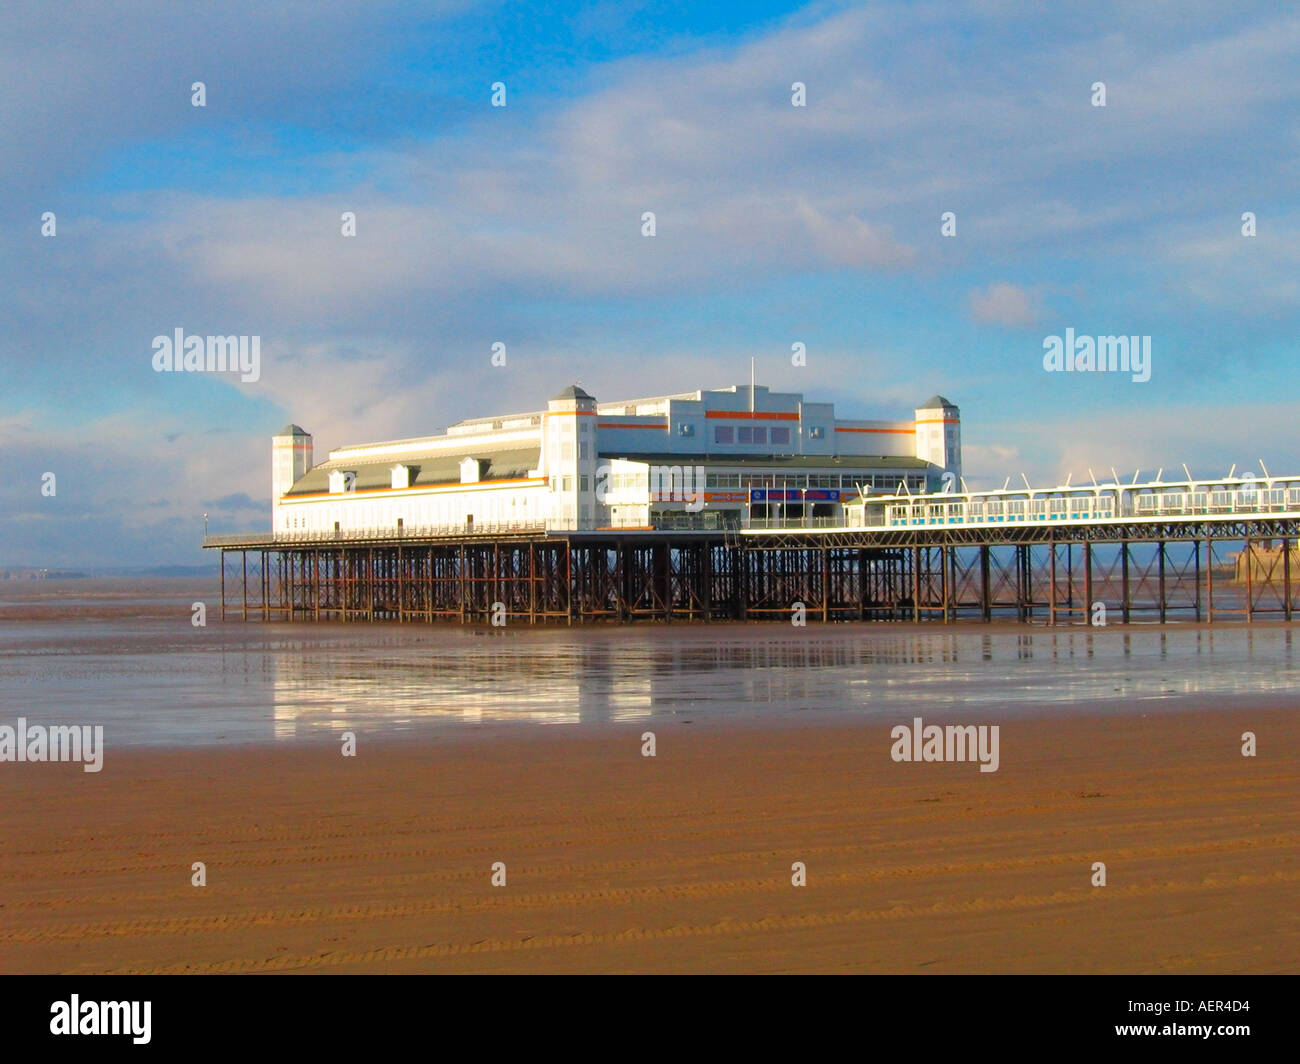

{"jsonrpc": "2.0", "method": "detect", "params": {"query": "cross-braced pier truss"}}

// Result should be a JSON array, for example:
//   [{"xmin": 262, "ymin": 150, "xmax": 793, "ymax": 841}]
[{"xmin": 210, "ymin": 516, "xmax": 1300, "ymax": 625}]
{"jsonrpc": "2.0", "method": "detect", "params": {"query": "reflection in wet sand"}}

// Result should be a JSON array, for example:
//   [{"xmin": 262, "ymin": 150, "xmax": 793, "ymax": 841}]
[
  {"xmin": 235, "ymin": 624, "xmax": 1300, "ymax": 742},
  {"xmin": 0, "ymin": 579, "xmax": 1295, "ymax": 746}
]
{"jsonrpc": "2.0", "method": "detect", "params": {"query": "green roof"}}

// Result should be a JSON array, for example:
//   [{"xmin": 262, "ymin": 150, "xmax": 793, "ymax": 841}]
[
  {"xmin": 285, "ymin": 446, "xmax": 540, "ymax": 496},
  {"xmin": 552, "ymin": 384, "xmax": 593, "ymax": 401},
  {"xmin": 599, "ymin": 452, "xmax": 929, "ymax": 470}
]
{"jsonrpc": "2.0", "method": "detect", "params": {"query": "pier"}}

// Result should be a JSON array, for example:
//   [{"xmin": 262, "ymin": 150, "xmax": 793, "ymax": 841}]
[{"xmin": 206, "ymin": 473, "xmax": 1300, "ymax": 624}]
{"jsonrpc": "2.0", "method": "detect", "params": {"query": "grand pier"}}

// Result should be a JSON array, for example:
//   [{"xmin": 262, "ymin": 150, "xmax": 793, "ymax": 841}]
[{"xmin": 205, "ymin": 472, "xmax": 1300, "ymax": 625}]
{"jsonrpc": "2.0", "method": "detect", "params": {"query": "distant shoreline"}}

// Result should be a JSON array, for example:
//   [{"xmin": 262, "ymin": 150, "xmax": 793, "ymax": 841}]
[{"xmin": 0, "ymin": 567, "xmax": 219, "ymax": 580}]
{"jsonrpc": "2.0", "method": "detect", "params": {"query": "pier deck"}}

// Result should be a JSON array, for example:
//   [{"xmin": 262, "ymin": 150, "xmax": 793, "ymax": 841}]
[{"xmin": 205, "ymin": 514, "xmax": 1300, "ymax": 625}]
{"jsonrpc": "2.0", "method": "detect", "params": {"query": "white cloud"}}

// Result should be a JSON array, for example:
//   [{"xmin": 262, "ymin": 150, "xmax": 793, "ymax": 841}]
[
  {"xmin": 793, "ymin": 201, "xmax": 915, "ymax": 269},
  {"xmin": 970, "ymin": 283, "xmax": 1042, "ymax": 328}
]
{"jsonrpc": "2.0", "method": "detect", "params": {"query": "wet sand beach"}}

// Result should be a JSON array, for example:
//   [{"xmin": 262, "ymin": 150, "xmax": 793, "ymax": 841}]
[
  {"xmin": 4, "ymin": 704, "xmax": 1297, "ymax": 973},
  {"xmin": 2, "ymin": 580, "xmax": 1296, "ymax": 973}
]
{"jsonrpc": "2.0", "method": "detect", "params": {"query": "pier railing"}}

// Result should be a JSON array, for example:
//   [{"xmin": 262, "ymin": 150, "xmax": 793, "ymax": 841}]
[
  {"xmin": 747, "ymin": 516, "xmax": 844, "ymax": 531},
  {"xmin": 205, "ymin": 520, "xmax": 551, "ymax": 548},
  {"xmin": 856, "ymin": 477, "xmax": 1300, "ymax": 532},
  {"xmin": 205, "ymin": 514, "xmax": 752, "ymax": 547}
]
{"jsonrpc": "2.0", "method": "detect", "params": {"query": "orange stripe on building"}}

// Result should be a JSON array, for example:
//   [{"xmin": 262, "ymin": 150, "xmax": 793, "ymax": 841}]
[{"xmin": 703, "ymin": 410, "xmax": 800, "ymax": 421}]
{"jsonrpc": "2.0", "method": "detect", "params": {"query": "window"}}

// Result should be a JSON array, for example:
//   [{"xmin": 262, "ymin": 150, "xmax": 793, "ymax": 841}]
[
  {"xmin": 738, "ymin": 426, "xmax": 752, "ymax": 444},
  {"xmin": 578, "ymin": 442, "xmax": 589, "ymax": 459},
  {"xmin": 563, "ymin": 477, "xmax": 573, "ymax": 492},
  {"xmin": 770, "ymin": 427, "xmax": 790, "ymax": 446},
  {"xmin": 752, "ymin": 426, "xmax": 767, "ymax": 444},
  {"xmin": 714, "ymin": 425, "xmax": 734, "ymax": 444},
  {"xmin": 580, "ymin": 475, "xmax": 589, "ymax": 492}
]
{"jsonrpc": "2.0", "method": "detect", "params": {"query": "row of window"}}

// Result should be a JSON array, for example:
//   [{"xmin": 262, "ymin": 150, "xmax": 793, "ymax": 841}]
[
  {"xmin": 713, "ymin": 425, "xmax": 794, "ymax": 446},
  {"xmin": 603, "ymin": 472, "xmax": 927, "ymax": 492},
  {"xmin": 284, "ymin": 493, "xmax": 544, "ymax": 530},
  {"xmin": 704, "ymin": 473, "xmax": 842, "ymax": 488},
  {"xmin": 703, "ymin": 473, "xmax": 925, "ymax": 491}
]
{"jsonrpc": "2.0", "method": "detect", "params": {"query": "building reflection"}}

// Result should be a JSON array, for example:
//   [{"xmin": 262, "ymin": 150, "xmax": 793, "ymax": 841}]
[{"xmin": 267, "ymin": 625, "xmax": 1296, "ymax": 741}]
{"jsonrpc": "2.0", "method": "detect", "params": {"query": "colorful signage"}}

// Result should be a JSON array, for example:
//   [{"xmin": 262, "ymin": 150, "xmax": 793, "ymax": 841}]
[{"xmin": 750, "ymin": 488, "xmax": 841, "ymax": 503}]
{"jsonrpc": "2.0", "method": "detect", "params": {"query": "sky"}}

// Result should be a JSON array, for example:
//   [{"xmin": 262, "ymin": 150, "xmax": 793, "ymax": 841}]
[{"xmin": 2, "ymin": 0, "xmax": 1298, "ymax": 567}]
